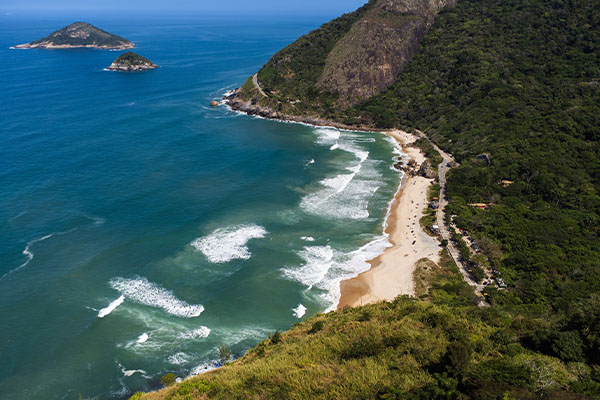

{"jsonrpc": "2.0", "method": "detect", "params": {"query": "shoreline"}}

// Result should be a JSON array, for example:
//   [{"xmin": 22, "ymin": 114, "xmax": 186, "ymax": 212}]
[
  {"xmin": 338, "ymin": 130, "xmax": 440, "ymax": 308},
  {"xmin": 222, "ymin": 93, "xmax": 440, "ymax": 310}
]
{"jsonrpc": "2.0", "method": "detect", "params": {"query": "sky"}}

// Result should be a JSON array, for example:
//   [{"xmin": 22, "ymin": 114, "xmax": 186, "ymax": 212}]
[{"xmin": 1, "ymin": 0, "xmax": 369, "ymax": 16}]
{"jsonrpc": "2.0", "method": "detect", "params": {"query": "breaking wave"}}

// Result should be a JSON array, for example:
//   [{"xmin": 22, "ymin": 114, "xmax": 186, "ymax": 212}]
[
  {"xmin": 177, "ymin": 326, "xmax": 211, "ymax": 340},
  {"xmin": 300, "ymin": 128, "xmax": 381, "ymax": 220},
  {"xmin": 282, "ymin": 236, "xmax": 392, "ymax": 310},
  {"xmin": 191, "ymin": 224, "xmax": 268, "ymax": 263},
  {"xmin": 98, "ymin": 295, "xmax": 125, "ymax": 318},
  {"xmin": 109, "ymin": 277, "xmax": 204, "ymax": 318}
]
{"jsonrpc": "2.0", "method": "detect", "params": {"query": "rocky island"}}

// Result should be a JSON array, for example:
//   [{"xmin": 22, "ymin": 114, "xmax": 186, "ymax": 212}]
[
  {"xmin": 105, "ymin": 52, "xmax": 159, "ymax": 72},
  {"xmin": 13, "ymin": 22, "xmax": 134, "ymax": 50}
]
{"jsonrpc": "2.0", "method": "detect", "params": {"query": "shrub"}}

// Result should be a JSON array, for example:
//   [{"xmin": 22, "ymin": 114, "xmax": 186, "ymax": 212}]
[
  {"xmin": 270, "ymin": 330, "xmax": 282, "ymax": 344},
  {"xmin": 309, "ymin": 320, "xmax": 325, "ymax": 334},
  {"xmin": 217, "ymin": 344, "xmax": 232, "ymax": 365},
  {"xmin": 160, "ymin": 373, "xmax": 177, "ymax": 387},
  {"xmin": 341, "ymin": 332, "xmax": 384, "ymax": 359}
]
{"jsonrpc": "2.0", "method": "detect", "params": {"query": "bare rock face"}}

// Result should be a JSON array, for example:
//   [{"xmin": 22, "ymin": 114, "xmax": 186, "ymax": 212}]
[
  {"xmin": 318, "ymin": 0, "xmax": 456, "ymax": 107},
  {"xmin": 379, "ymin": 0, "xmax": 456, "ymax": 20}
]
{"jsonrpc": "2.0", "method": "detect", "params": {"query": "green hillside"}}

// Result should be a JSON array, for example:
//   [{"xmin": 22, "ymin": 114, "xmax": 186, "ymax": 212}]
[{"xmin": 351, "ymin": 0, "xmax": 600, "ymax": 343}]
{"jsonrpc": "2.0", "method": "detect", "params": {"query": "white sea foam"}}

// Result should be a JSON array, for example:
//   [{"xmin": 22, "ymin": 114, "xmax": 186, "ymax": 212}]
[
  {"xmin": 282, "ymin": 237, "xmax": 392, "ymax": 311},
  {"xmin": 177, "ymin": 326, "xmax": 211, "ymax": 340},
  {"xmin": 191, "ymin": 224, "xmax": 267, "ymax": 263},
  {"xmin": 300, "ymin": 158, "xmax": 381, "ymax": 220},
  {"xmin": 282, "ymin": 246, "xmax": 334, "ymax": 290},
  {"xmin": 191, "ymin": 361, "xmax": 220, "ymax": 376},
  {"xmin": 109, "ymin": 277, "xmax": 204, "ymax": 318},
  {"xmin": 136, "ymin": 333, "xmax": 149, "ymax": 343},
  {"xmin": 301, "ymin": 236, "xmax": 315, "ymax": 242},
  {"xmin": 122, "ymin": 369, "xmax": 146, "ymax": 377},
  {"xmin": 300, "ymin": 127, "xmax": 382, "ymax": 220},
  {"xmin": 292, "ymin": 303, "xmax": 307, "ymax": 318},
  {"xmin": 168, "ymin": 352, "xmax": 190, "ymax": 365},
  {"xmin": 98, "ymin": 295, "xmax": 125, "ymax": 318}
]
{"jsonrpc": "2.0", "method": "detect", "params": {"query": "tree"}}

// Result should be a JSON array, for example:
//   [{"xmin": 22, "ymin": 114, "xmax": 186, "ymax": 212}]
[{"xmin": 218, "ymin": 344, "xmax": 232, "ymax": 365}]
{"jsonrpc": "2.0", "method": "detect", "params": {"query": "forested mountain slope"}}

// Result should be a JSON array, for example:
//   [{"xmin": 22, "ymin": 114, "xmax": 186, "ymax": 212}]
[{"xmin": 352, "ymin": 0, "xmax": 600, "ymax": 344}]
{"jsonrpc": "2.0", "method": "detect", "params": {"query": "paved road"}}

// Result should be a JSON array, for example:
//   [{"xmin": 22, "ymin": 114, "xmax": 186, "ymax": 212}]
[
  {"xmin": 252, "ymin": 74, "xmax": 268, "ymax": 97},
  {"xmin": 415, "ymin": 131, "xmax": 487, "ymax": 304}
]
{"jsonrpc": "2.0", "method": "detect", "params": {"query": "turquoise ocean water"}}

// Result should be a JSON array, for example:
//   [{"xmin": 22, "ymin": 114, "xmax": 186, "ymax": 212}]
[{"xmin": 0, "ymin": 13, "xmax": 403, "ymax": 399}]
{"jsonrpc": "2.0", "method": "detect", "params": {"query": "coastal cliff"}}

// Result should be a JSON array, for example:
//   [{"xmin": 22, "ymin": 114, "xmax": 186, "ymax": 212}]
[{"xmin": 14, "ymin": 22, "xmax": 134, "ymax": 50}]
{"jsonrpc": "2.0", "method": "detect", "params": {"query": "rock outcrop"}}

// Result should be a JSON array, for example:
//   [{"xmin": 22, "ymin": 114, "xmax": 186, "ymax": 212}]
[
  {"xmin": 318, "ymin": 0, "xmax": 456, "ymax": 107},
  {"xmin": 106, "ymin": 52, "xmax": 158, "ymax": 72}
]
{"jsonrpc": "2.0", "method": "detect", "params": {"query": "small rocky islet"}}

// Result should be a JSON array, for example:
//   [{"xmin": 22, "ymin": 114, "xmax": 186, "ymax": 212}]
[{"xmin": 105, "ymin": 52, "xmax": 159, "ymax": 72}]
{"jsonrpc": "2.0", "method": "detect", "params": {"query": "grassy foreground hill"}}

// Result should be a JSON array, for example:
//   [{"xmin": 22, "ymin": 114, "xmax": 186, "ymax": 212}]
[
  {"xmin": 137, "ymin": 0, "xmax": 600, "ymax": 398},
  {"xmin": 135, "ymin": 254, "xmax": 598, "ymax": 399}
]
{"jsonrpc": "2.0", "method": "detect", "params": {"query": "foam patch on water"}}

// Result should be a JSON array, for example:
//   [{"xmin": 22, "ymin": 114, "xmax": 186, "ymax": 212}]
[
  {"xmin": 191, "ymin": 360, "xmax": 220, "ymax": 376},
  {"xmin": 301, "ymin": 128, "xmax": 382, "ymax": 220},
  {"xmin": 282, "ymin": 246, "xmax": 334, "ymax": 290},
  {"xmin": 98, "ymin": 295, "xmax": 125, "ymax": 318},
  {"xmin": 292, "ymin": 303, "xmax": 307, "ymax": 318},
  {"xmin": 109, "ymin": 277, "xmax": 204, "ymax": 318},
  {"xmin": 191, "ymin": 224, "xmax": 268, "ymax": 263},
  {"xmin": 122, "ymin": 368, "xmax": 146, "ymax": 377},
  {"xmin": 301, "ymin": 236, "xmax": 315, "ymax": 242},
  {"xmin": 168, "ymin": 352, "xmax": 191, "ymax": 365},
  {"xmin": 300, "ymin": 161, "xmax": 381, "ymax": 219},
  {"xmin": 136, "ymin": 333, "xmax": 149, "ymax": 343},
  {"xmin": 178, "ymin": 326, "xmax": 211, "ymax": 340}
]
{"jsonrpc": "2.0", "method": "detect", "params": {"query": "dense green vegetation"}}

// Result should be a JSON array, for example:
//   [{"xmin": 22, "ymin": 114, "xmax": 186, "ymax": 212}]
[
  {"xmin": 351, "ymin": 0, "xmax": 600, "ymax": 369},
  {"xmin": 31, "ymin": 22, "xmax": 132, "ymax": 47},
  {"xmin": 114, "ymin": 52, "xmax": 155, "ymax": 66}
]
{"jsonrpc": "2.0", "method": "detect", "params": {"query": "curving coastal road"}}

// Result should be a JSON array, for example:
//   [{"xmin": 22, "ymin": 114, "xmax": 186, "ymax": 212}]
[{"xmin": 252, "ymin": 74, "xmax": 268, "ymax": 97}]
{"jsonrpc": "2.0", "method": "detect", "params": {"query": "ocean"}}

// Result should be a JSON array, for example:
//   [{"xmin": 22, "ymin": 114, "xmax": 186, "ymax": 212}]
[{"xmin": 0, "ymin": 13, "xmax": 403, "ymax": 399}]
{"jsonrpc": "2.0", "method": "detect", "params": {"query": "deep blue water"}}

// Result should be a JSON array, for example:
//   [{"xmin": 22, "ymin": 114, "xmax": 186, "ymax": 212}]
[{"xmin": 0, "ymin": 13, "xmax": 402, "ymax": 399}]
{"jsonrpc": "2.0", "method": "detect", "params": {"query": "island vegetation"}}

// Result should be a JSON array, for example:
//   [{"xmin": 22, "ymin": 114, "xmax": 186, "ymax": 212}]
[
  {"xmin": 13, "ymin": 22, "xmax": 134, "ymax": 50},
  {"xmin": 137, "ymin": 0, "xmax": 600, "ymax": 398},
  {"xmin": 106, "ymin": 52, "xmax": 159, "ymax": 72}
]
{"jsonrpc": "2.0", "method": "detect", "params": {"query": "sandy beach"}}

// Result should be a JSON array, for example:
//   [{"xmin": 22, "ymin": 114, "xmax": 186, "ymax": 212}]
[{"xmin": 338, "ymin": 130, "xmax": 440, "ymax": 309}]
